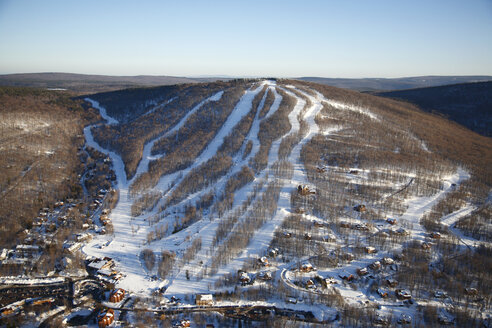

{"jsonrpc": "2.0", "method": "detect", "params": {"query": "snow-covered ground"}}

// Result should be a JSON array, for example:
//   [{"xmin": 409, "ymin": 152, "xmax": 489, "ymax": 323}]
[{"xmin": 79, "ymin": 80, "xmax": 482, "ymax": 327}]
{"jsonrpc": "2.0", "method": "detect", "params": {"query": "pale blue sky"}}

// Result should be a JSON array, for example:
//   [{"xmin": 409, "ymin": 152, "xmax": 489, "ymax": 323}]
[{"xmin": 0, "ymin": 0, "xmax": 491, "ymax": 77}]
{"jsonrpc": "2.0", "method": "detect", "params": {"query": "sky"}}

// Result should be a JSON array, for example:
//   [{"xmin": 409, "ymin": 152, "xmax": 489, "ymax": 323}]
[{"xmin": 0, "ymin": 0, "xmax": 491, "ymax": 78}]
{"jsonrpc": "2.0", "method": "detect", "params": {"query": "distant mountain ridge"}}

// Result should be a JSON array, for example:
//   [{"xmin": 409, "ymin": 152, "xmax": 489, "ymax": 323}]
[
  {"xmin": 1, "ymin": 72, "xmax": 491, "ymax": 94},
  {"xmin": 0, "ymin": 72, "xmax": 226, "ymax": 94},
  {"xmin": 298, "ymin": 75, "xmax": 492, "ymax": 91}
]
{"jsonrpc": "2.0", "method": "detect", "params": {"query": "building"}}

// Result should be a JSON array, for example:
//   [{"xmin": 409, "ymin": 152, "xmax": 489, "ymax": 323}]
[
  {"xmin": 196, "ymin": 294, "xmax": 214, "ymax": 306},
  {"xmin": 97, "ymin": 308, "xmax": 115, "ymax": 328},
  {"xmin": 339, "ymin": 271, "xmax": 354, "ymax": 281},
  {"xmin": 109, "ymin": 288, "xmax": 125, "ymax": 302},
  {"xmin": 386, "ymin": 218, "xmax": 397, "ymax": 225},
  {"xmin": 300, "ymin": 262, "xmax": 315, "ymax": 273},
  {"xmin": 353, "ymin": 204, "xmax": 366, "ymax": 212},
  {"xmin": 15, "ymin": 245, "xmax": 40, "ymax": 258},
  {"xmin": 259, "ymin": 256, "xmax": 269, "ymax": 266}
]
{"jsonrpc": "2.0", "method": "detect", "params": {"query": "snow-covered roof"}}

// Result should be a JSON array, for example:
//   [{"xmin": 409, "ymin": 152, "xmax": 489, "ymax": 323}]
[{"xmin": 196, "ymin": 294, "xmax": 213, "ymax": 301}]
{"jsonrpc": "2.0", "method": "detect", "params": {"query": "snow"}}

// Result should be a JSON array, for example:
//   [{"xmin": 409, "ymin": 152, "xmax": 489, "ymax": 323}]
[
  {"xmin": 0, "ymin": 276, "xmax": 65, "ymax": 285},
  {"xmin": 84, "ymin": 98, "xmax": 119, "ymax": 125},
  {"xmin": 321, "ymin": 98, "xmax": 379, "ymax": 121},
  {"xmin": 398, "ymin": 167, "xmax": 470, "ymax": 243}
]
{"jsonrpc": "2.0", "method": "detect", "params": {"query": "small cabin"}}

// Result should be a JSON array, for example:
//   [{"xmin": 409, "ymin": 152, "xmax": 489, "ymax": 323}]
[
  {"xmin": 339, "ymin": 271, "xmax": 354, "ymax": 281},
  {"xmin": 259, "ymin": 256, "xmax": 269, "ymax": 266},
  {"xmin": 354, "ymin": 204, "xmax": 366, "ymax": 212},
  {"xmin": 421, "ymin": 242, "xmax": 432, "ymax": 250},
  {"xmin": 430, "ymin": 232, "xmax": 441, "ymax": 239},
  {"xmin": 239, "ymin": 272, "xmax": 251, "ymax": 284},
  {"xmin": 396, "ymin": 289, "xmax": 412, "ymax": 300},
  {"xmin": 386, "ymin": 218, "xmax": 397, "ymax": 225},
  {"xmin": 357, "ymin": 267, "xmax": 368, "ymax": 276},
  {"xmin": 370, "ymin": 261, "xmax": 381, "ymax": 270},
  {"xmin": 382, "ymin": 257, "xmax": 394, "ymax": 265},
  {"xmin": 365, "ymin": 246, "xmax": 377, "ymax": 254},
  {"xmin": 377, "ymin": 288, "xmax": 388, "ymax": 298},
  {"xmin": 297, "ymin": 185, "xmax": 316, "ymax": 196},
  {"xmin": 257, "ymin": 271, "xmax": 272, "ymax": 281},
  {"xmin": 386, "ymin": 278, "xmax": 398, "ymax": 287}
]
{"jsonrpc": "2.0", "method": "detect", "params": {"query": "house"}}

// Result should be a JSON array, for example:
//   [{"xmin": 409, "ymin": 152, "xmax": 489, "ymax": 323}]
[
  {"xmin": 297, "ymin": 185, "xmax": 316, "ymax": 196},
  {"xmin": 386, "ymin": 218, "xmax": 397, "ymax": 225},
  {"xmin": 76, "ymin": 233, "xmax": 92, "ymax": 242},
  {"xmin": 15, "ymin": 245, "xmax": 40, "ymax": 257},
  {"xmin": 109, "ymin": 288, "xmax": 125, "ymax": 302},
  {"xmin": 421, "ymin": 242, "xmax": 432, "ymax": 250},
  {"xmin": 377, "ymin": 288, "xmax": 388, "ymax": 298},
  {"xmin": 323, "ymin": 277, "xmax": 337, "ymax": 287},
  {"xmin": 300, "ymin": 262, "xmax": 315, "ymax": 273},
  {"xmin": 365, "ymin": 246, "xmax": 377, "ymax": 254},
  {"xmin": 196, "ymin": 294, "xmax": 213, "ymax": 306},
  {"xmin": 268, "ymin": 248, "xmax": 279, "ymax": 257},
  {"xmin": 396, "ymin": 289, "xmax": 412, "ymax": 300},
  {"xmin": 304, "ymin": 233, "xmax": 312, "ymax": 240},
  {"xmin": 430, "ymin": 232, "xmax": 441, "ymax": 239},
  {"xmin": 283, "ymin": 232, "xmax": 292, "ymax": 238},
  {"xmin": 340, "ymin": 221, "xmax": 351, "ymax": 228},
  {"xmin": 257, "ymin": 271, "xmax": 272, "ymax": 281},
  {"xmin": 398, "ymin": 314, "xmax": 412, "ymax": 324},
  {"xmin": 341, "ymin": 252, "xmax": 355, "ymax": 262},
  {"xmin": 88, "ymin": 257, "xmax": 114, "ymax": 272},
  {"xmin": 353, "ymin": 204, "xmax": 366, "ymax": 212},
  {"xmin": 178, "ymin": 319, "xmax": 191, "ymax": 327},
  {"xmin": 382, "ymin": 257, "xmax": 394, "ymax": 265},
  {"xmin": 306, "ymin": 279, "xmax": 316, "ymax": 289},
  {"xmin": 239, "ymin": 272, "xmax": 251, "ymax": 285},
  {"xmin": 465, "ymin": 287, "xmax": 478, "ymax": 295},
  {"xmin": 313, "ymin": 221, "xmax": 324, "ymax": 228},
  {"xmin": 395, "ymin": 228, "xmax": 409, "ymax": 236},
  {"xmin": 64, "ymin": 242, "xmax": 82, "ymax": 254},
  {"xmin": 369, "ymin": 261, "xmax": 381, "ymax": 270},
  {"xmin": 0, "ymin": 249, "xmax": 8, "ymax": 261},
  {"xmin": 97, "ymin": 308, "xmax": 115, "ymax": 328},
  {"xmin": 339, "ymin": 271, "xmax": 354, "ymax": 281},
  {"xmin": 259, "ymin": 256, "xmax": 269, "ymax": 267},
  {"xmin": 316, "ymin": 167, "xmax": 326, "ymax": 173},
  {"xmin": 355, "ymin": 223, "xmax": 370, "ymax": 231},
  {"xmin": 295, "ymin": 207, "xmax": 306, "ymax": 214},
  {"xmin": 373, "ymin": 314, "xmax": 389, "ymax": 325},
  {"xmin": 323, "ymin": 234, "xmax": 336, "ymax": 242},
  {"xmin": 386, "ymin": 278, "xmax": 398, "ymax": 287},
  {"xmin": 357, "ymin": 267, "xmax": 368, "ymax": 276}
]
